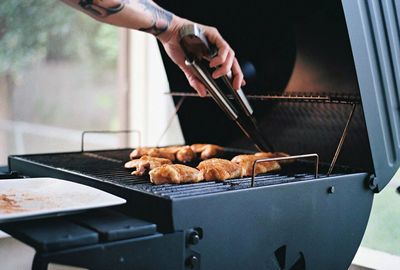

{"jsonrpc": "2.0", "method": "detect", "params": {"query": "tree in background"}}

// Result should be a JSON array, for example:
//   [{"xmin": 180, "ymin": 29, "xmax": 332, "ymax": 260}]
[
  {"xmin": 0, "ymin": 0, "xmax": 120, "ymax": 130},
  {"xmin": 0, "ymin": 0, "xmax": 118, "ymax": 76}
]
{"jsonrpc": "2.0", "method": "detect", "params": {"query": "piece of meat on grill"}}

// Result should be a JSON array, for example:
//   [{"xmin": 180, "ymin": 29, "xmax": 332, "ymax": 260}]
[
  {"xmin": 129, "ymin": 146, "xmax": 196, "ymax": 162},
  {"xmin": 149, "ymin": 164, "xmax": 204, "ymax": 185},
  {"xmin": 197, "ymin": 158, "xmax": 243, "ymax": 181},
  {"xmin": 129, "ymin": 147, "xmax": 176, "ymax": 161},
  {"xmin": 165, "ymin": 145, "xmax": 196, "ymax": 163},
  {"xmin": 190, "ymin": 144, "xmax": 224, "ymax": 160},
  {"xmin": 231, "ymin": 154, "xmax": 281, "ymax": 177},
  {"xmin": 124, "ymin": 155, "xmax": 172, "ymax": 176}
]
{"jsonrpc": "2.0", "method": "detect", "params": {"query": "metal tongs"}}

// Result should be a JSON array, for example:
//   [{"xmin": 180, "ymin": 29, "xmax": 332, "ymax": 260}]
[{"xmin": 179, "ymin": 24, "xmax": 273, "ymax": 152}]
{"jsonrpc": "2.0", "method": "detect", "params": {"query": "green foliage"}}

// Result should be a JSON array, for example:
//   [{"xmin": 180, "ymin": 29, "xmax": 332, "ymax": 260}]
[
  {"xmin": 0, "ymin": 0, "xmax": 118, "ymax": 75},
  {"xmin": 361, "ymin": 181, "xmax": 400, "ymax": 255}
]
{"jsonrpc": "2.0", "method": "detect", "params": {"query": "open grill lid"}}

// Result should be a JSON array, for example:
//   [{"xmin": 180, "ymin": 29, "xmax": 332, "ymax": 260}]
[
  {"xmin": 343, "ymin": 0, "xmax": 400, "ymax": 191},
  {"xmin": 157, "ymin": 0, "xmax": 399, "ymax": 192}
]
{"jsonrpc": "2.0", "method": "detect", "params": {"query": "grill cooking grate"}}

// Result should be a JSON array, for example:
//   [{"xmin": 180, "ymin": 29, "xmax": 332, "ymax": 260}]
[{"xmin": 15, "ymin": 149, "xmax": 333, "ymax": 199}]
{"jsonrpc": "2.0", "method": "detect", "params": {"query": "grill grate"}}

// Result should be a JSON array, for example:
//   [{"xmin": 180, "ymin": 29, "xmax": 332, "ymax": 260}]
[{"xmin": 15, "ymin": 149, "xmax": 333, "ymax": 199}]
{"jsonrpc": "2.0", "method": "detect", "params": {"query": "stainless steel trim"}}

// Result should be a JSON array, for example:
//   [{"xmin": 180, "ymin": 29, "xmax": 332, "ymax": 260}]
[
  {"xmin": 186, "ymin": 60, "xmax": 238, "ymax": 119},
  {"xmin": 166, "ymin": 92, "xmax": 361, "ymax": 104},
  {"xmin": 327, "ymin": 104, "xmax": 357, "ymax": 176},
  {"xmin": 251, "ymin": 153, "xmax": 320, "ymax": 187}
]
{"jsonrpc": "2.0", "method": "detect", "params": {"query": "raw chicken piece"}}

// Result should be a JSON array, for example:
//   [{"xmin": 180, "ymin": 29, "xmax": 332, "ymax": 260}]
[
  {"xmin": 129, "ymin": 145, "xmax": 196, "ymax": 162},
  {"xmin": 197, "ymin": 158, "xmax": 243, "ymax": 181},
  {"xmin": 124, "ymin": 155, "xmax": 172, "ymax": 176},
  {"xmin": 190, "ymin": 144, "xmax": 224, "ymax": 160},
  {"xmin": 231, "ymin": 153, "xmax": 281, "ymax": 177},
  {"xmin": 165, "ymin": 145, "xmax": 196, "ymax": 163},
  {"xmin": 149, "ymin": 164, "xmax": 204, "ymax": 185},
  {"xmin": 129, "ymin": 147, "xmax": 175, "ymax": 161}
]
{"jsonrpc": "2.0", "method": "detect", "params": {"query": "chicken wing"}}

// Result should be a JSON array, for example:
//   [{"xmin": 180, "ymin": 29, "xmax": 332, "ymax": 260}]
[
  {"xmin": 129, "ymin": 146, "xmax": 196, "ymax": 162},
  {"xmin": 190, "ymin": 144, "xmax": 224, "ymax": 160},
  {"xmin": 129, "ymin": 147, "xmax": 175, "ymax": 161},
  {"xmin": 197, "ymin": 158, "xmax": 243, "ymax": 181},
  {"xmin": 166, "ymin": 145, "xmax": 196, "ymax": 163},
  {"xmin": 149, "ymin": 164, "xmax": 204, "ymax": 185},
  {"xmin": 124, "ymin": 155, "xmax": 172, "ymax": 176},
  {"xmin": 231, "ymin": 154, "xmax": 281, "ymax": 177}
]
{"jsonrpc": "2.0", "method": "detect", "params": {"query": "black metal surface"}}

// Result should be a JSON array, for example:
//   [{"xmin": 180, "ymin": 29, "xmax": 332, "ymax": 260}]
[
  {"xmin": 172, "ymin": 172, "xmax": 373, "ymax": 270},
  {"xmin": 2, "ymin": 219, "xmax": 99, "ymax": 252},
  {"xmin": 0, "ymin": 166, "xmax": 9, "ymax": 174},
  {"xmin": 1, "ymin": 210, "xmax": 188, "ymax": 270},
  {"xmin": 31, "ymin": 232, "xmax": 186, "ymax": 270},
  {"xmin": 71, "ymin": 209, "xmax": 157, "ymax": 241}
]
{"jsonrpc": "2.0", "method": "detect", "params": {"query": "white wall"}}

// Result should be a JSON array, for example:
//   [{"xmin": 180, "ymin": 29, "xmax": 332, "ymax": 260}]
[{"xmin": 128, "ymin": 31, "xmax": 184, "ymax": 147}]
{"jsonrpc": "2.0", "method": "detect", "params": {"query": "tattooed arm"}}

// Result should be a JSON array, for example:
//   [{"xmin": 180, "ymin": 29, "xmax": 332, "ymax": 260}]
[{"xmin": 61, "ymin": 0, "xmax": 244, "ymax": 95}]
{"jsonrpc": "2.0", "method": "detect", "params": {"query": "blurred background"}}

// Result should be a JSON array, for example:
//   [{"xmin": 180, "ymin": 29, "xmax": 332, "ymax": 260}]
[
  {"xmin": 0, "ymin": 0, "xmax": 184, "ymax": 166},
  {"xmin": 0, "ymin": 1, "xmax": 399, "ymax": 270}
]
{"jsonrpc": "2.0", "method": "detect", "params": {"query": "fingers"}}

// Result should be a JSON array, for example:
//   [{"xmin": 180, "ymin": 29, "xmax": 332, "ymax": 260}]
[
  {"xmin": 209, "ymin": 41, "xmax": 230, "ymax": 68},
  {"xmin": 188, "ymin": 76, "xmax": 207, "ymax": 97},
  {"xmin": 232, "ymin": 58, "xmax": 245, "ymax": 90},
  {"xmin": 183, "ymin": 68, "xmax": 207, "ymax": 97},
  {"xmin": 212, "ymin": 50, "xmax": 235, "ymax": 79},
  {"xmin": 202, "ymin": 26, "xmax": 244, "ymax": 90}
]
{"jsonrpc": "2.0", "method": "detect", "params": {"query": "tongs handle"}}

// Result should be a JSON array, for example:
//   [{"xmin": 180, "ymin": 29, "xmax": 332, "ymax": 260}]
[
  {"xmin": 221, "ymin": 73, "xmax": 253, "ymax": 116},
  {"xmin": 179, "ymin": 24, "xmax": 254, "ymax": 117},
  {"xmin": 185, "ymin": 60, "xmax": 238, "ymax": 121}
]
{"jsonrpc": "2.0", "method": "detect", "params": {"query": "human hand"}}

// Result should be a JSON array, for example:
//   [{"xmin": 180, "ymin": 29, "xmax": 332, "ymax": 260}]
[{"xmin": 158, "ymin": 16, "xmax": 245, "ymax": 97}]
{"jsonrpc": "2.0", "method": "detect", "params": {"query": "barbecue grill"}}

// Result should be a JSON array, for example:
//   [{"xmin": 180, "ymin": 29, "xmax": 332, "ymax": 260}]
[{"xmin": 2, "ymin": 0, "xmax": 400, "ymax": 269}]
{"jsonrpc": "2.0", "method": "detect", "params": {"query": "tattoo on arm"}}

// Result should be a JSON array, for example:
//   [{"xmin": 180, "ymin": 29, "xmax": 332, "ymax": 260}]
[
  {"xmin": 78, "ymin": 0, "xmax": 129, "ymax": 18},
  {"xmin": 137, "ymin": 0, "xmax": 173, "ymax": 36},
  {"xmin": 77, "ymin": 0, "xmax": 172, "ymax": 36}
]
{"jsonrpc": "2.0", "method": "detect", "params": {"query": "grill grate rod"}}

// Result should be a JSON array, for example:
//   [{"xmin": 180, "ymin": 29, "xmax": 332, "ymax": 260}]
[
  {"xmin": 251, "ymin": 153, "xmax": 319, "ymax": 187},
  {"xmin": 327, "ymin": 104, "xmax": 356, "ymax": 176},
  {"xmin": 166, "ymin": 92, "xmax": 361, "ymax": 104}
]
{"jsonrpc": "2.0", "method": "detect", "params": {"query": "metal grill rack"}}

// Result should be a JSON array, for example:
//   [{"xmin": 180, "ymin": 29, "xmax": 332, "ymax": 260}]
[
  {"xmin": 10, "ymin": 149, "xmax": 337, "ymax": 200},
  {"xmin": 167, "ymin": 92, "xmax": 362, "ymax": 104}
]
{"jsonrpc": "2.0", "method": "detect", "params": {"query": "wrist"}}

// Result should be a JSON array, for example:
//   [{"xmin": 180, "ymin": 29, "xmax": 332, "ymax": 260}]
[{"xmin": 157, "ymin": 15, "xmax": 185, "ymax": 44}]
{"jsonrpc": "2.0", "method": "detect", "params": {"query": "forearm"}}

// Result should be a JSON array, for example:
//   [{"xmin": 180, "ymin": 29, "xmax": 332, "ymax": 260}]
[{"xmin": 61, "ymin": 0, "xmax": 177, "ymax": 40}]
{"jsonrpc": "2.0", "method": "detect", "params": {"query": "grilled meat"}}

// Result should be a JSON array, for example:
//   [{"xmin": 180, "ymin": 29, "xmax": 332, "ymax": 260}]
[
  {"xmin": 129, "ymin": 147, "xmax": 175, "ymax": 161},
  {"xmin": 197, "ymin": 158, "xmax": 243, "ymax": 181},
  {"xmin": 149, "ymin": 164, "xmax": 204, "ymax": 184},
  {"xmin": 167, "ymin": 145, "xmax": 196, "ymax": 163},
  {"xmin": 125, "ymin": 155, "xmax": 172, "ymax": 176},
  {"xmin": 231, "ymin": 153, "xmax": 281, "ymax": 176},
  {"xmin": 190, "ymin": 144, "xmax": 224, "ymax": 160},
  {"xmin": 129, "ymin": 146, "xmax": 196, "ymax": 162}
]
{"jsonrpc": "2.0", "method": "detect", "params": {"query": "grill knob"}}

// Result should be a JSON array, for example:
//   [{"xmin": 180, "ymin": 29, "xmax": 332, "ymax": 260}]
[
  {"xmin": 189, "ymin": 231, "xmax": 200, "ymax": 245},
  {"xmin": 186, "ymin": 255, "xmax": 199, "ymax": 269}
]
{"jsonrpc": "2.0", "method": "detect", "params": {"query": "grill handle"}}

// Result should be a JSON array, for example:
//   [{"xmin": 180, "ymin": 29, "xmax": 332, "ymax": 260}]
[
  {"xmin": 251, "ymin": 153, "xmax": 319, "ymax": 187},
  {"xmin": 81, "ymin": 130, "xmax": 141, "ymax": 152}
]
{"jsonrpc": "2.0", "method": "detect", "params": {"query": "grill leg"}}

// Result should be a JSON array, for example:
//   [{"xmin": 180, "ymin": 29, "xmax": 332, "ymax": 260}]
[{"xmin": 32, "ymin": 253, "xmax": 48, "ymax": 270}]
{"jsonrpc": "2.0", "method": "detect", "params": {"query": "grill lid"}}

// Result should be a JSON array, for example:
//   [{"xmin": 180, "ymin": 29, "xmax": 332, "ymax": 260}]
[
  {"xmin": 343, "ymin": 0, "xmax": 400, "ymax": 192},
  {"xmin": 157, "ymin": 0, "xmax": 399, "ymax": 191}
]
